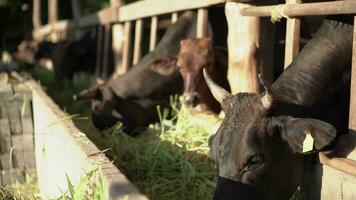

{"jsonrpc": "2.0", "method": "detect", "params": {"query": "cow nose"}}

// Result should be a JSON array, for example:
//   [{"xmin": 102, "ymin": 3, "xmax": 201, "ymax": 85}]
[{"xmin": 184, "ymin": 95, "xmax": 200, "ymax": 107}]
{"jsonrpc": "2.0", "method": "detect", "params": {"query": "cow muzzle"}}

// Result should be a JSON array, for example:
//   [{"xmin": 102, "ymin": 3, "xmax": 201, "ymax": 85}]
[
  {"xmin": 183, "ymin": 94, "xmax": 200, "ymax": 107},
  {"xmin": 214, "ymin": 177, "xmax": 261, "ymax": 200}
]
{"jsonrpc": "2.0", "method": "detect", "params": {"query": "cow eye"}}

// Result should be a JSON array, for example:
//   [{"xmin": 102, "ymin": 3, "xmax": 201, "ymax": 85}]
[{"xmin": 247, "ymin": 153, "xmax": 265, "ymax": 169}]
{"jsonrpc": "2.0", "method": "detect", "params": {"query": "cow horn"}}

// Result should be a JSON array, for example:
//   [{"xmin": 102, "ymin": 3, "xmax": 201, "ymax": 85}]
[
  {"xmin": 258, "ymin": 74, "xmax": 274, "ymax": 109},
  {"xmin": 203, "ymin": 68, "xmax": 230, "ymax": 104}
]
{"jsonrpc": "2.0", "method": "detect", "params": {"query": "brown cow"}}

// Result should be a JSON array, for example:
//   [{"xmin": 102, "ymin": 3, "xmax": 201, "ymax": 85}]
[{"xmin": 177, "ymin": 38, "xmax": 229, "ymax": 114}]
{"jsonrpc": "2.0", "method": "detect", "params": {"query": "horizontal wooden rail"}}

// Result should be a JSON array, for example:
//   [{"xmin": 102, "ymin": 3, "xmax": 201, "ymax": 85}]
[
  {"xmin": 319, "ymin": 152, "xmax": 356, "ymax": 177},
  {"xmin": 78, "ymin": 7, "xmax": 117, "ymax": 28},
  {"xmin": 117, "ymin": 0, "xmax": 225, "ymax": 22},
  {"xmin": 238, "ymin": 1, "xmax": 356, "ymax": 17}
]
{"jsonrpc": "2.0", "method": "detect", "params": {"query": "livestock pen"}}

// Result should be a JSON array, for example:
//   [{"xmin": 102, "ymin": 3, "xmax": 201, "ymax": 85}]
[{"xmin": 8, "ymin": 0, "xmax": 356, "ymax": 199}]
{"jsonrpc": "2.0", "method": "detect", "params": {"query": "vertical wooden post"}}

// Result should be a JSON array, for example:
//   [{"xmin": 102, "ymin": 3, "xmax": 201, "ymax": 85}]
[
  {"xmin": 95, "ymin": 26, "xmax": 104, "ymax": 79},
  {"xmin": 225, "ymin": 2, "xmax": 275, "ymax": 94},
  {"xmin": 149, "ymin": 16, "xmax": 158, "ymax": 51},
  {"xmin": 102, "ymin": 24, "xmax": 111, "ymax": 79},
  {"xmin": 111, "ymin": 0, "xmax": 124, "ymax": 77},
  {"xmin": 71, "ymin": 0, "xmax": 82, "ymax": 20},
  {"xmin": 120, "ymin": 21, "xmax": 132, "ymax": 74},
  {"xmin": 48, "ymin": 0, "xmax": 58, "ymax": 23},
  {"xmin": 349, "ymin": 16, "xmax": 356, "ymax": 131},
  {"xmin": 197, "ymin": 8, "xmax": 208, "ymax": 38},
  {"xmin": 133, "ymin": 19, "xmax": 143, "ymax": 65},
  {"xmin": 32, "ymin": 0, "xmax": 41, "ymax": 29},
  {"xmin": 171, "ymin": 12, "xmax": 178, "ymax": 23},
  {"xmin": 284, "ymin": 0, "xmax": 301, "ymax": 68},
  {"xmin": 48, "ymin": 0, "xmax": 58, "ymax": 42}
]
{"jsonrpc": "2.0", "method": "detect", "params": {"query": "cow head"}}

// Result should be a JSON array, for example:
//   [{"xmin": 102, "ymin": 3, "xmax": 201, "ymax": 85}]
[
  {"xmin": 203, "ymin": 69, "xmax": 336, "ymax": 199},
  {"xmin": 177, "ymin": 38, "xmax": 219, "ymax": 112}
]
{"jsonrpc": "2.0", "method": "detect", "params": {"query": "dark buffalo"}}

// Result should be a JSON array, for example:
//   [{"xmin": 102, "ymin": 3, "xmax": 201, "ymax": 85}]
[
  {"xmin": 177, "ymin": 37, "xmax": 229, "ymax": 114},
  {"xmin": 204, "ymin": 16, "xmax": 353, "ymax": 200},
  {"xmin": 77, "ymin": 11, "xmax": 197, "ymax": 134}
]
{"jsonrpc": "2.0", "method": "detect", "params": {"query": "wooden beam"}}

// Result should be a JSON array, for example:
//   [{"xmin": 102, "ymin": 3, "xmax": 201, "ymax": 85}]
[
  {"xmin": 133, "ymin": 19, "xmax": 143, "ymax": 65},
  {"xmin": 149, "ymin": 16, "xmax": 158, "ymax": 51},
  {"xmin": 238, "ymin": 1, "xmax": 356, "ymax": 17},
  {"xmin": 118, "ymin": 0, "xmax": 225, "ymax": 22},
  {"xmin": 197, "ymin": 8, "xmax": 208, "ymax": 38},
  {"xmin": 284, "ymin": 0, "xmax": 301, "ymax": 68},
  {"xmin": 32, "ymin": 0, "xmax": 41, "ymax": 29},
  {"xmin": 78, "ymin": 7, "xmax": 118, "ymax": 28},
  {"xmin": 349, "ymin": 16, "xmax": 356, "ymax": 130},
  {"xmin": 171, "ymin": 12, "xmax": 178, "ymax": 23},
  {"xmin": 120, "ymin": 21, "xmax": 132, "ymax": 74}
]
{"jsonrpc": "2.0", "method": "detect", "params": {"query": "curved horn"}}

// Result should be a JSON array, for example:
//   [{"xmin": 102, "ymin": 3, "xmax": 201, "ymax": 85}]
[
  {"xmin": 258, "ymin": 74, "xmax": 274, "ymax": 109},
  {"xmin": 203, "ymin": 68, "xmax": 231, "ymax": 104}
]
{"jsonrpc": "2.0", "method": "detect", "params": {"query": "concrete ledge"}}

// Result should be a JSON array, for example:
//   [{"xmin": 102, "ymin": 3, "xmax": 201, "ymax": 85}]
[{"xmin": 26, "ymin": 80, "xmax": 148, "ymax": 200}]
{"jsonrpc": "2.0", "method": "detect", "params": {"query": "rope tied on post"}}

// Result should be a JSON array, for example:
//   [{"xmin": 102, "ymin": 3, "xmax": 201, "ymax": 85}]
[{"xmin": 270, "ymin": 0, "xmax": 294, "ymax": 23}]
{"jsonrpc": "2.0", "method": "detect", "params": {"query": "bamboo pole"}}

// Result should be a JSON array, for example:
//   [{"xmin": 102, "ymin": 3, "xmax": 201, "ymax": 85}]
[
  {"xmin": 197, "ymin": 8, "xmax": 208, "ymax": 38},
  {"xmin": 133, "ymin": 19, "xmax": 143, "ymax": 65},
  {"xmin": 149, "ymin": 16, "xmax": 158, "ymax": 51},
  {"xmin": 284, "ymin": 0, "xmax": 301, "ymax": 68}
]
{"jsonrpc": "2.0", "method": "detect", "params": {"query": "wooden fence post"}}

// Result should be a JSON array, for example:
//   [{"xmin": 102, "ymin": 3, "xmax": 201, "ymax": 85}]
[
  {"xmin": 349, "ymin": 16, "xmax": 356, "ymax": 131},
  {"xmin": 111, "ymin": 0, "xmax": 125, "ymax": 77},
  {"xmin": 48, "ymin": 0, "xmax": 58, "ymax": 42},
  {"xmin": 32, "ymin": 0, "xmax": 41, "ymax": 30},
  {"xmin": 102, "ymin": 24, "xmax": 112, "ymax": 79},
  {"xmin": 149, "ymin": 16, "xmax": 158, "ymax": 51},
  {"xmin": 95, "ymin": 26, "xmax": 104, "ymax": 79},
  {"xmin": 284, "ymin": 0, "xmax": 301, "ymax": 68},
  {"xmin": 133, "ymin": 19, "xmax": 143, "ymax": 65},
  {"xmin": 120, "ymin": 21, "xmax": 132, "ymax": 74},
  {"xmin": 225, "ymin": 2, "xmax": 276, "ymax": 94},
  {"xmin": 197, "ymin": 8, "xmax": 208, "ymax": 38}
]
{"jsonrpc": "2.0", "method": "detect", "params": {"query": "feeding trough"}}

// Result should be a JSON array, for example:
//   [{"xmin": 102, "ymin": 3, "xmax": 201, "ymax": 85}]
[{"xmin": 0, "ymin": 73, "xmax": 148, "ymax": 200}]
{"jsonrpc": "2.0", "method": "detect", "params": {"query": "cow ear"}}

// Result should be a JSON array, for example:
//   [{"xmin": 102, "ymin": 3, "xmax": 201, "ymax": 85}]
[
  {"xmin": 150, "ymin": 55, "xmax": 177, "ymax": 76},
  {"xmin": 74, "ymin": 86, "xmax": 102, "ymax": 101},
  {"xmin": 276, "ymin": 116, "xmax": 337, "ymax": 154}
]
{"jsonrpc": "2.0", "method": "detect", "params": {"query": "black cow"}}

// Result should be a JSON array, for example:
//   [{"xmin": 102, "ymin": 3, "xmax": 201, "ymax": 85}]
[
  {"xmin": 204, "ymin": 16, "xmax": 353, "ymax": 200},
  {"xmin": 76, "ymin": 11, "xmax": 197, "ymax": 134},
  {"xmin": 34, "ymin": 32, "xmax": 97, "ymax": 80}
]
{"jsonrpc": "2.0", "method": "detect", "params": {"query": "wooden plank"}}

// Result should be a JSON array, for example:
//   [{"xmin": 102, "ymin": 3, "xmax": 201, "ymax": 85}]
[
  {"xmin": 149, "ymin": 16, "xmax": 158, "ymax": 51},
  {"xmin": 197, "ymin": 8, "xmax": 208, "ymax": 38},
  {"xmin": 284, "ymin": 0, "xmax": 301, "ymax": 68},
  {"xmin": 102, "ymin": 24, "xmax": 112, "ymax": 79},
  {"xmin": 118, "ymin": 0, "xmax": 225, "ymax": 22},
  {"xmin": 95, "ymin": 26, "xmax": 104, "ymax": 78},
  {"xmin": 238, "ymin": 1, "xmax": 356, "ymax": 17},
  {"xmin": 32, "ymin": 0, "xmax": 41, "ymax": 29},
  {"xmin": 120, "ymin": 21, "xmax": 132, "ymax": 74},
  {"xmin": 133, "ymin": 19, "xmax": 143, "ymax": 65},
  {"xmin": 349, "ymin": 16, "xmax": 356, "ymax": 130},
  {"xmin": 78, "ymin": 7, "xmax": 118, "ymax": 28},
  {"xmin": 171, "ymin": 12, "xmax": 178, "ymax": 23}
]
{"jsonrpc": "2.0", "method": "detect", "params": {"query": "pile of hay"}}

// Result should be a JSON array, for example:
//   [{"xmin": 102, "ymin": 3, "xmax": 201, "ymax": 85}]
[{"xmin": 104, "ymin": 105, "xmax": 219, "ymax": 200}]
